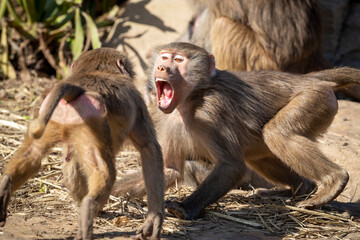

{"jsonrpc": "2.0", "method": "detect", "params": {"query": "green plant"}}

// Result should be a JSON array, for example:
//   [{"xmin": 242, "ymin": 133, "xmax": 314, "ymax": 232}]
[
  {"xmin": 0, "ymin": 0, "xmax": 121, "ymax": 79},
  {"xmin": 39, "ymin": 179, "xmax": 46, "ymax": 193}
]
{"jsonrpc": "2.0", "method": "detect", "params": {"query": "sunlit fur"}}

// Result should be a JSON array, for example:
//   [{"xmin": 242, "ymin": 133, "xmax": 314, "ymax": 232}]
[
  {"xmin": 181, "ymin": 0, "xmax": 328, "ymax": 73},
  {"xmin": 0, "ymin": 48, "xmax": 164, "ymax": 240},
  {"xmin": 114, "ymin": 43, "xmax": 360, "ymax": 221}
]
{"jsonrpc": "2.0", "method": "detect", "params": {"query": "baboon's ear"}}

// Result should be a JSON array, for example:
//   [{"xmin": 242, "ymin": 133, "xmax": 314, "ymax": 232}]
[
  {"xmin": 116, "ymin": 59, "xmax": 130, "ymax": 75},
  {"xmin": 209, "ymin": 54, "xmax": 216, "ymax": 77}
]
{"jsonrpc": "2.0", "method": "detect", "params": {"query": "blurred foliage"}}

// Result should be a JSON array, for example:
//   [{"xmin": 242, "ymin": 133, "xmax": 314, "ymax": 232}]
[{"xmin": 0, "ymin": 0, "xmax": 126, "ymax": 79}]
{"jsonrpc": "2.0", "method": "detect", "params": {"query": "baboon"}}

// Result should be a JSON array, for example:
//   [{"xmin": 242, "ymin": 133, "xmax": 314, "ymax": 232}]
[
  {"xmin": 171, "ymin": 0, "xmax": 332, "ymax": 188},
  {"xmin": 146, "ymin": 0, "xmax": 328, "ymax": 104},
  {"xmin": 181, "ymin": 0, "xmax": 328, "ymax": 72},
  {"xmin": 114, "ymin": 42, "xmax": 357, "ymax": 220},
  {"xmin": 145, "ymin": 1, "xmax": 330, "ymax": 187},
  {"xmin": 0, "ymin": 48, "xmax": 164, "ymax": 239}
]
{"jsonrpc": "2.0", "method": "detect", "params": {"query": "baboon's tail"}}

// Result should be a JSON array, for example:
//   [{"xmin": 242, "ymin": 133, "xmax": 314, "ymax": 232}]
[
  {"xmin": 307, "ymin": 67, "xmax": 360, "ymax": 90},
  {"xmin": 29, "ymin": 83, "xmax": 84, "ymax": 139}
]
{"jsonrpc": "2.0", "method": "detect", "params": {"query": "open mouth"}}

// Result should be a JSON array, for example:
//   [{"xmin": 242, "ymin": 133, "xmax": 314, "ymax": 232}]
[{"xmin": 155, "ymin": 78, "xmax": 174, "ymax": 110}]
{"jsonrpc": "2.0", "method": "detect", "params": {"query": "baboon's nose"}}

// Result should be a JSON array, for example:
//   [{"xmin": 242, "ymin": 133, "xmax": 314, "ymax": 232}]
[{"xmin": 157, "ymin": 66, "xmax": 166, "ymax": 72}]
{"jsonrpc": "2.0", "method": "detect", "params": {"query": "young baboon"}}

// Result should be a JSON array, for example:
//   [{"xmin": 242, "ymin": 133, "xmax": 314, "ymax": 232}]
[
  {"xmin": 146, "ymin": 1, "xmax": 328, "ymax": 106},
  {"xmin": 113, "ymin": 42, "xmax": 358, "ymax": 220},
  {"xmin": 145, "ymin": 0, "xmax": 332, "ymax": 187},
  {"xmin": 177, "ymin": 0, "xmax": 360, "ymax": 188},
  {"xmin": 0, "ymin": 48, "xmax": 164, "ymax": 239}
]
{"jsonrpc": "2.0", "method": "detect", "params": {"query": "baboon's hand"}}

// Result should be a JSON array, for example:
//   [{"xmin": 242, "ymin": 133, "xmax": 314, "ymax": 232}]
[{"xmin": 133, "ymin": 212, "xmax": 163, "ymax": 240}]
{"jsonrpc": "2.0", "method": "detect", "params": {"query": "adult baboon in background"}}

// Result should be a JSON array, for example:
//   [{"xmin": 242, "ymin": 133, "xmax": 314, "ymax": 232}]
[
  {"xmin": 114, "ymin": 42, "xmax": 358, "ymax": 220},
  {"xmin": 0, "ymin": 48, "xmax": 164, "ymax": 239},
  {"xmin": 181, "ymin": 0, "xmax": 328, "ymax": 72}
]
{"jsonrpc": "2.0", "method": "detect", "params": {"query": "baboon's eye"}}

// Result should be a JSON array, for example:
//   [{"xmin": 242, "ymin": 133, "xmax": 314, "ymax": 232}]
[
  {"xmin": 161, "ymin": 53, "xmax": 171, "ymax": 61},
  {"xmin": 174, "ymin": 55, "xmax": 184, "ymax": 63}
]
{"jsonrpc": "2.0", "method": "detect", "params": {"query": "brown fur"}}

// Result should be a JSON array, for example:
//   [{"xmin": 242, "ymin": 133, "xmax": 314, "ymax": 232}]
[
  {"xmin": 183, "ymin": 0, "xmax": 328, "ymax": 72},
  {"xmin": 115, "ymin": 42, "xmax": 357, "ymax": 220},
  {"xmin": 171, "ymin": 0, "xmax": 332, "ymax": 188},
  {"xmin": 145, "ymin": 1, "xmax": 328, "ymax": 106},
  {"xmin": 0, "ymin": 48, "xmax": 164, "ymax": 239}
]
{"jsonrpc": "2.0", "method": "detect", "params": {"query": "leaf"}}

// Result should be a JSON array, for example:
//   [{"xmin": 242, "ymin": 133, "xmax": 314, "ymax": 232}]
[
  {"xmin": 22, "ymin": 0, "xmax": 37, "ymax": 24},
  {"xmin": 46, "ymin": 9, "xmax": 74, "ymax": 29},
  {"xmin": 95, "ymin": 5, "xmax": 119, "ymax": 25},
  {"xmin": 39, "ymin": 180, "xmax": 46, "ymax": 193},
  {"xmin": 44, "ymin": 0, "xmax": 56, "ymax": 10},
  {"xmin": 33, "ymin": 0, "xmax": 53, "ymax": 21},
  {"xmin": 71, "ymin": 7, "xmax": 84, "ymax": 60},
  {"xmin": 0, "ymin": 0, "xmax": 7, "ymax": 20},
  {"xmin": 0, "ymin": 22, "xmax": 16, "ymax": 79},
  {"xmin": 6, "ymin": 0, "xmax": 24, "ymax": 26},
  {"xmin": 107, "ymin": 5, "xmax": 120, "ymax": 18},
  {"xmin": 81, "ymin": 11, "xmax": 101, "ymax": 49},
  {"xmin": 5, "ymin": 0, "xmax": 37, "ymax": 39}
]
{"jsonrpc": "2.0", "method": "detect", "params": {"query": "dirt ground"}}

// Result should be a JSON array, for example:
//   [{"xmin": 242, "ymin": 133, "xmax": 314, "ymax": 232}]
[{"xmin": 0, "ymin": 0, "xmax": 359, "ymax": 239}]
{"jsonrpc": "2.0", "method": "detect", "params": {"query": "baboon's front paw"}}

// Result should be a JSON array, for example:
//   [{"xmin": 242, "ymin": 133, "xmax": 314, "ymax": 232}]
[
  {"xmin": 134, "ymin": 212, "xmax": 163, "ymax": 240},
  {"xmin": 165, "ymin": 200, "xmax": 188, "ymax": 220}
]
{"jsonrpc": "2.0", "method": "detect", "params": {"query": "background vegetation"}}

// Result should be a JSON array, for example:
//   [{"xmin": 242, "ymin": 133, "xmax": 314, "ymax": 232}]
[{"xmin": 0, "ymin": 0, "xmax": 127, "ymax": 80}]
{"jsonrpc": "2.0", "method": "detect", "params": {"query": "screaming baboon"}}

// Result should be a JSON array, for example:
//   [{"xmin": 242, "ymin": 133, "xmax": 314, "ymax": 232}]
[
  {"xmin": 0, "ymin": 48, "xmax": 164, "ymax": 239},
  {"xmin": 166, "ymin": 0, "xmax": 331, "ymax": 188},
  {"xmin": 145, "ymin": 1, "xmax": 328, "ymax": 107},
  {"xmin": 113, "ymin": 42, "xmax": 357, "ymax": 220},
  {"xmin": 181, "ymin": 0, "xmax": 328, "ymax": 72},
  {"xmin": 146, "ymin": 0, "xmax": 331, "ymax": 187}
]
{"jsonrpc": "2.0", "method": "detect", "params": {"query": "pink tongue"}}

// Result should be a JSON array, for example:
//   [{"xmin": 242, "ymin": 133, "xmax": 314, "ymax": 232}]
[{"xmin": 163, "ymin": 83, "xmax": 172, "ymax": 98}]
